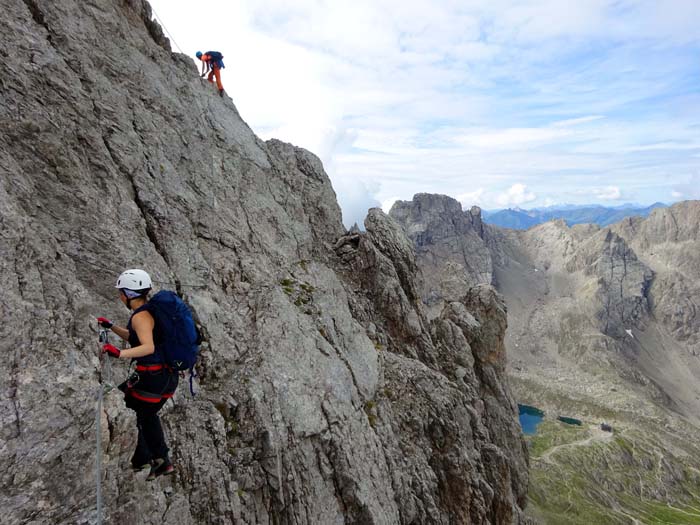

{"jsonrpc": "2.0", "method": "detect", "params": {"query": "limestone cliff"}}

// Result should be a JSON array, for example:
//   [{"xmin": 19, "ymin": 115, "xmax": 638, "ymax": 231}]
[
  {"xmin": 390, "ymin": 194, "xmax": 493, "ymax": 316},
  {"xmin": 0, "ymin": 1, "xmax": 528, "ymax": 524},
  {"xmin": 610, "ymin": 202, "xmax": 700, "ymax": 354}
]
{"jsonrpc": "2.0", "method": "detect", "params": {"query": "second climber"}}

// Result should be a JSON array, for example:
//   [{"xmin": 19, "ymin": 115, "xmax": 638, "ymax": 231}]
[{"xmin": 196, "ymin": 50, "xmax": 225, "ymax": 97}]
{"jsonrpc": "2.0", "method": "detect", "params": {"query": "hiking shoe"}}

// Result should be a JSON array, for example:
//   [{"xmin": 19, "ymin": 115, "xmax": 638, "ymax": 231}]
[
  {"xmin": 147, "ymin": 458, "xmax": 174, "ymax": 481},
  {"xmin": 219, "ymin": 89, "xmax": 224, "ymax": 98},
  {"xmin": 130, "ymin": 454, "xmax": 152, "ymax": 472},
  {"xmin": 131, "ymin": 461, "xmax": 152, "ymax": 472}
]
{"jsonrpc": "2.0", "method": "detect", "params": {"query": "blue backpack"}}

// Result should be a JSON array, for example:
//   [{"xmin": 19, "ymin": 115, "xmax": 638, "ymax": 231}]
[
  {"xmin": 148, "ymin": 291, "xmax": 200, "ymax": 390},
  {"xmin": 205, "ymin": 50, "xmax": 225, "ymax": 69}
]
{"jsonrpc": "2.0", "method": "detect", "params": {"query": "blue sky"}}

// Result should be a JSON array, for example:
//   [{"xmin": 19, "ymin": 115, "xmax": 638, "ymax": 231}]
[{"xmin": 150, "ymin": 0, "xmax": 700, "ymax": 226}]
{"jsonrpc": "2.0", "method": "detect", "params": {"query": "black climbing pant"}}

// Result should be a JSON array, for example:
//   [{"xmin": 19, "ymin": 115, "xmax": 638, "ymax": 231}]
[
  {"xmin": 128, "ymin": 396, "xmax": 169, "ymax": 465},
  {"xmin": 119, "ymin": 367, "xmax": 178, "ymax": 465}
]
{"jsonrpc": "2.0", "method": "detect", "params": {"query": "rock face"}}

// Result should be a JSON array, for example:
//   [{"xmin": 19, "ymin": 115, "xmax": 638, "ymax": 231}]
[
  {"xmin": 564, "ymin": 228, "xmax": 653, "ymax": 339},
  {"xmin": 390, "ymin": 195, "xmax": 493, "ymax": 315},
  {"xmin": 0, "ymin": 2, "xmax": 528, "ymax": 524},
  {"xmin": 610, "ymin": 202, "xmax": 700, "ymax": 354}
]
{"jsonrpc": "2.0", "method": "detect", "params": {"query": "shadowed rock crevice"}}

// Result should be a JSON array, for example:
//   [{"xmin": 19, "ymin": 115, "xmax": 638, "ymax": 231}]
[
  {"xmin": 9, "ymin": 352, "xmax": 22, "ymax": 438},
  {"xmin": 21, "ymin": 0, "xmax": 53, "ymax": 49}
]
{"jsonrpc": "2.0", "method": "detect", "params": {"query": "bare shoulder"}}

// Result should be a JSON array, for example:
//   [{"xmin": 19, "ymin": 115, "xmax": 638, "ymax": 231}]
[{"xmin": 132, "ymin": 309, "xmax": 155, "ymax": 328}]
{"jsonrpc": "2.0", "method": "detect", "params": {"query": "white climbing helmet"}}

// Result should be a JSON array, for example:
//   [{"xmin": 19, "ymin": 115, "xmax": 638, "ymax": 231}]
[{"xmin": 115, "ymin": 269, "xmax": 152, "ymax": 291}]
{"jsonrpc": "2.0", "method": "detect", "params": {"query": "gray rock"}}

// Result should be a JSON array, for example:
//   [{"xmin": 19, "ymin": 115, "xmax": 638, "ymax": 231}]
[
  {"xmin": 564, "ymin": 228, "xmax": 653, "ymax": 338},
  {"xmin": 390, "ymin": 194, "xmax": 494, "ymax": 316},
  {"xmin": 611, "ymin": 202, "xmax": 700, "ymax": 352},
  {"xmin": 333, "ymin": 211, "xmax": 529, "ymax": 523}
]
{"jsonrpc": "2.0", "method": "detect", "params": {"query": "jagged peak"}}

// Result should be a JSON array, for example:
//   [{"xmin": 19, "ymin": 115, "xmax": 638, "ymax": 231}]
[{"xmin": 393, "ymin": 192, "xmax": 463, "ymax": 214}]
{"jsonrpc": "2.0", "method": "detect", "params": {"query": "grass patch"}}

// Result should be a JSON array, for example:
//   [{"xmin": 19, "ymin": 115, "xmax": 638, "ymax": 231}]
[
  {"xmin": 634, "ymin": 500, "xmax": 700, "ymax": 524},
  {"xmin": 527, "ymin": 418, "xmax": 700, "ymax": 525},
  {"xmin": 527, "ymin": 419, "xmax": 589, "ymax": 458},
  {"xmin": 364, "ymin": 400, "xmax": 378, "ymax": 427},
  {"xmin": 528, "ymin": 470, "xmax": 627, "ymax": 525},
  {"xmin": 280, "ymin": 277, "xmax": 315, "ymax": 313}
]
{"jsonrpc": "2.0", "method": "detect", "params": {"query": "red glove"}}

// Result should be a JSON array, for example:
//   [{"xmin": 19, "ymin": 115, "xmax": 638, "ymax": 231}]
[
  {"xmin": 97, "ymin": 317, "xmax": 113, "ymax": 329},
  {"xmin": 103, "ymin": 343, "xmax": 121, "ymax": 358}
]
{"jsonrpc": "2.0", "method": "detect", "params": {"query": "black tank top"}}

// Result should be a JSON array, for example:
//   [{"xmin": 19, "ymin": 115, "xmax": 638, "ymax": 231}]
[{"xmin": 127, "ymin": 303, "xmax": 162, "ymax": 365}]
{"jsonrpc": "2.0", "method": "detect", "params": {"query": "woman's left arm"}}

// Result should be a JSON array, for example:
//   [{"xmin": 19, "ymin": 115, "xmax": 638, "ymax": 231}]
[{"xmin": 119, "ymin": 311, "xmax": 155, "ymax": 359}]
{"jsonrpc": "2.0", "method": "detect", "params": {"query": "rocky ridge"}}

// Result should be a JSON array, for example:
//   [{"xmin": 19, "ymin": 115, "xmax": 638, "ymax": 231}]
[
  {"xmin": 390, "ymin": 194, "xmax": 493, "ymax": 316},
  {"xmin": 0, "ymin": 1, "xmax": 528, "ymax": 524}
]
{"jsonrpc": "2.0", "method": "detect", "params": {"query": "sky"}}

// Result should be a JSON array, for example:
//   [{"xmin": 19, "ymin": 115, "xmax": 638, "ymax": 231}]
[{"xmin": 150, "ymin": 0, "xmax": 700, "ymax": 227}]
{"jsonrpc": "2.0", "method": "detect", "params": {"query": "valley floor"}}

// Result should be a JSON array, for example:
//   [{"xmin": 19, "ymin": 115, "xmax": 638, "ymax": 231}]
[{"xmin": 513, "ymin": 376, "xmax": 700, "ymax": 525}]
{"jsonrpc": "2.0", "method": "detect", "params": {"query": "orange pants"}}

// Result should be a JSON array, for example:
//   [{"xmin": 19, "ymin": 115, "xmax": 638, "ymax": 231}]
[{"xmin": 207, "ymin": 65, "xmax": 223, "ymax": 90}]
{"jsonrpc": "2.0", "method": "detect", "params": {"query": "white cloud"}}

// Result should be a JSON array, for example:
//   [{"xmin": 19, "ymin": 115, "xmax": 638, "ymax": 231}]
[
  {"xmin": 455, "ymin": 127, "xmax": 572, "ymax": 149},
  {"xmin": 315, "ymin": 124, "xmax": 380, "ymax": 228},
  {"xmin": 672, "ymin": 173, "xmax": 700, "ymax": 200},
  {"xmin": 624, "ymin": 142, "xmax": 700, "ymax": 152},
  {"xmin": 487, "ymin": 0, "xmax": 700, "ymax": 45},
  {"xmin": 495, "ymin": 184, "xmax": 537, "ymax": 207},
  {"xmin": 552, "ymin": 115, "xmax": 605, "ymax": 127},
  {"xmin": 381, "ymin": 196, "xmax": 400, "ymax": 214},
  {"xmin": 335, "ymin": 179, "xmax": 381, "ymax": 228},
  {"xmin": 455, "ymin": 189, "xmax": 485, "ymax": 208},
  {"xmin": 571, "ymin": 185, "xmax": 624, "ymax": 201},
  {"xmin": 595, "ymin": 186, "xmax": 622, "ymax": 200}
]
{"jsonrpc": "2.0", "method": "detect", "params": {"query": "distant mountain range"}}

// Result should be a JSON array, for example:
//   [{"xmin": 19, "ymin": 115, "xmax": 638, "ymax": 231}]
[{"xmin": 482, "ymin": 202, "xmax": 667, "ymax": 229}]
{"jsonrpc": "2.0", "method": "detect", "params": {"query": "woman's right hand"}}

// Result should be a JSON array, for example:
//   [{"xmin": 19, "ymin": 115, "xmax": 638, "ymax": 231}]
[{"xmin": 97, "ymin": 317, "xmax": 113, "ymax": 329}]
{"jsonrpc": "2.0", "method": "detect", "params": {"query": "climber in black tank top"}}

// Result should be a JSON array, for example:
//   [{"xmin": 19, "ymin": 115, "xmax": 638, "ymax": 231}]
[{"xmin": 96, "ymin": 269, "xmax": 178, "ymax": 480}]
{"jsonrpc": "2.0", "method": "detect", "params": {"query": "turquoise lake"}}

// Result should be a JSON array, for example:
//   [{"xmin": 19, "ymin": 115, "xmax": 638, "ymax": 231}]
[{"xmin": 518, "ymin": 404, "xmax": 544, "ymax": 435}]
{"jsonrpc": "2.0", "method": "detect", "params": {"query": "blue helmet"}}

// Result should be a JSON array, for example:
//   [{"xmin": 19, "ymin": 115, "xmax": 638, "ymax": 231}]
[{"xmin": 195, "ymin": 51, "xmax": 203, "ymax": 59}]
